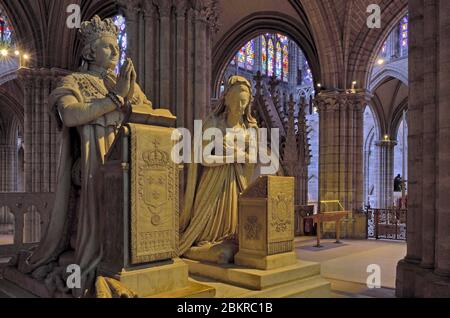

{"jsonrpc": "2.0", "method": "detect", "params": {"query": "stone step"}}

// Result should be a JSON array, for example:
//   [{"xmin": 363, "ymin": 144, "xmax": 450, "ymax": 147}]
[
  {"xmin": 184, "ymin": 259, "xmax": 322, "ymax": 290},
  {"xmin": 0, "ymin": 277, "xmax": 38, "ymax": 298},
  {"xmin": 241, "ymin": 275, "xmax": 331, "ymax": 298},
  {"xmin": 148, "ymin": 280, "xmax": 216, "ymax": 298}
]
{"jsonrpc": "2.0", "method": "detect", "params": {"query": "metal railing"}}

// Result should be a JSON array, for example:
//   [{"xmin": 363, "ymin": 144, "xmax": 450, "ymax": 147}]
[{"xmin": 366, "ymin": 207, "xmax": 407, "ymax": 241}]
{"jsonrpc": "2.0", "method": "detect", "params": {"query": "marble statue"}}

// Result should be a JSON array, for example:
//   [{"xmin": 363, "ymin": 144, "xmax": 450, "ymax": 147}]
[
  {"xmin": 179, "ymin": 76, "xmax": 258, "ymax": 263},
  {"xmin": 14, "ymin": 15, "xmax": 152, "ymax": 297}
]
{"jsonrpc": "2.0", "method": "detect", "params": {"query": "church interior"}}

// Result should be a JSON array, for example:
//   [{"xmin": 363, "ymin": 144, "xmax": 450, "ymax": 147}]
[{"xmin": 0, "ymin": 0, "xmax": 449, "ymax": 299}]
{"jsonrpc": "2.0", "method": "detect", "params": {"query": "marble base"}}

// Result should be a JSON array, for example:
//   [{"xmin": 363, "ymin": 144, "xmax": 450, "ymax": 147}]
[
  {"xmin": 101, "ymin": 258, "xmax": 190, "ymax": 297},
  {"xmin": 184, "ymin": 258, "xmax": 329, "ymax": 291},
  {"xmin": 1, "ymin": 258, "xmax": 216, "ymax": 298},
  {"xmin": 234, "ymin": 251, "xmax": 297, "ymax": 270}
]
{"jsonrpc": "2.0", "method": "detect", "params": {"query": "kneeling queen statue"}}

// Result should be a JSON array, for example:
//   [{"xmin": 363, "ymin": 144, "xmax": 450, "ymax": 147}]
[{"xmin": 13, "ymin": 15, "xmax": 152, "ymax": 297}]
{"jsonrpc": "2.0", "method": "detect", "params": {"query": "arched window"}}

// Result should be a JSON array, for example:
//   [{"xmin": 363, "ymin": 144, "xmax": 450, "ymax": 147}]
[
  {"xmin": 275, "ymin": 42, "xmax": 282, "ymax": 79},
  {"xmin": 400, "ymin": 15, "xmax": 408, "ymax": 57},
  {"xmin": 267, "ymin": 39, "xmax": 274, "ymax": 77},
  {"xmin": 282, "ymin": 44, "xmax": 289, "ymax": 82},
  {"xmin": 0, "ymin": 8, "xmax": 13, "ymax": 45},
  {"xmin": 112, "ymin": 15, "xmax": 128, "ymax": 74}
]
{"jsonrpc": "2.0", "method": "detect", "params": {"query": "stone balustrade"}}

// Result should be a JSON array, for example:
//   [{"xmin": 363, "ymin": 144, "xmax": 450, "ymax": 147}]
[{"xmin": 0, "ymin": 192, "xmax": 53, "ymax": 258}]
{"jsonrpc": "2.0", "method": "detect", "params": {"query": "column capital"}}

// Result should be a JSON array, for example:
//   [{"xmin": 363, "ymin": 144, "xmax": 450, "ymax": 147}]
[
  {"xmin": 191, "ymin": 0, "xmax": 219, "ymax": 32},
  {"xmin": 375, "ymin": 139, "xmax": 398, "ymax": 148},
  {"xmin": 118, "ymin": 0, "xmax": 141, "ymax": 15},
  {"xmin": 142, "ymin": 0, "xmax": 156, "ymax": 17},
  {"xmin": 174, "ymin": 0, "xmax": 188, "ymax": 17},
  {"xmin": 154, "ymin": 0, "xmax": 173, "ymax": 18},
  {"xmin": 315, "ymin": 89, "xmax": 372, "ymax": 113},
  {"xmin": 17, "ymin": 67, "xmax": 69, "ymax": 83}
]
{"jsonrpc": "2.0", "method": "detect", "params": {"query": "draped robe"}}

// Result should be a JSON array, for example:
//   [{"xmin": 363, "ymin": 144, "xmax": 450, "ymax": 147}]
[
  {"xmin": 17, "ymin": 71, "xmax": 152, "ymax": 295},
  {"xmin": 179, "ymin": 115, "xmax": 257, "ymax": 255}
]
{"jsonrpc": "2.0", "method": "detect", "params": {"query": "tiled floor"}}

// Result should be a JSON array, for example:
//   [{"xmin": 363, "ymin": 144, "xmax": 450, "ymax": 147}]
[{"xmin": 295, "ymin": 237, "xmax": 406, "ymax": 297}]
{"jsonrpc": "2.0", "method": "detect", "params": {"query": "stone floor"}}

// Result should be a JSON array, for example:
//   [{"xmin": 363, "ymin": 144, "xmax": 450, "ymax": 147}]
[
  {"xmin": 0, "ymin": 234, "xmax": 13, "ymax": 246},
  {"xmin": 294, "ymin": 237, "xmax": 407, "ymax": 298},
  {"xmin": 0, "ymin": 237, "xmax": 406, "ymax": 298}
]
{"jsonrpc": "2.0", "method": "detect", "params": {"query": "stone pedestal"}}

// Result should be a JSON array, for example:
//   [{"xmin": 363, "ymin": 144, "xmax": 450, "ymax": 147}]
[
  {"xmin": 235, "ymin": 176, "xmax": 296, "ymax": 270},
  {"xmin": 98, "ymin": 111, "xmax": 214, "ymax": 298},
  {"xmin": 183, "ymin": 176, "xmax": 331, "ymax": 298},
  {"xmin": 103, "ymin": 258, "xmax": 188, "ymax": 297}
]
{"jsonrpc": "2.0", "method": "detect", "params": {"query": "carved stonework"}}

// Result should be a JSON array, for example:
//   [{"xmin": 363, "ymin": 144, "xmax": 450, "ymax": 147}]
[
  {"xmin": 130, "ymin": 124, "xmax": 179, "ymax": 264},
  {"xmin": 244, "ymin": 216, "xmax": 260, "ymax": 241},
  {"xmin": 270, "ymin": 194, "xmax": 292, "ymax": 233},
  {"xmin": 268, "ymin": 177, "xmax": 294, "ymax": 245},
  {"xmin": 239, "ymin": 176, "xmax": 295, "ymax": 257}
]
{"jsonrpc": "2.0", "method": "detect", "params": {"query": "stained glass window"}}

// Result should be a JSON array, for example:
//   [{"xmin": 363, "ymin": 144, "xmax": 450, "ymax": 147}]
[
  {"xmin": 282, "ymin": 45, "xmax": 289, "ymax": 82},
  {"xmin": 113, "ymin": 15, "xmax": 128, "ymax": 74},
  {"xmin": 381, "ymin": 41, "xmax": 387, "ymax": 57},
  {"xmin": 245, "ymin": 40, "xmax": 254, "ymax": 70},
  {"xmin": 0, "ymin": 9, "xmax": 13, "ymax": 45},
  {"xmin": 278, "ymin": 34, "xmax": 288, "ymax": 46},
  {"xmin": 268, "ymin": 39, "xmax": 274, "ymax": 76},
  {"xmin": 275, "ymin": 42, "xmax": 282, "ymax": 79},
  {"xmin": 303, "ymin": 60, "xmax": 313, "ymax": 86},
  {"xmin": 261, "ymin": 36, "xmax": 267, "ymax": 74},
  {"xmin": 237, "ymin": 46, "xmax": 246, "ymax": 68},
  {"xmin": 400, "ymin": 15, "xmax": 408, "ymax": 57}
]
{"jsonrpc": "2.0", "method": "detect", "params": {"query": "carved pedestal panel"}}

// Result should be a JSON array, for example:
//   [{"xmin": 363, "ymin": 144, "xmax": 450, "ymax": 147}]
[
  {"xmin": 235, "ymin": 176, "xmax": 297, "ymax": 270},
  {"xmin": 100, "ymin": 122, "xmax": 179, "ymax": 274},
  {"xmin": 96, "ymin": 107, "xmax": 206, "ymax": 296}
]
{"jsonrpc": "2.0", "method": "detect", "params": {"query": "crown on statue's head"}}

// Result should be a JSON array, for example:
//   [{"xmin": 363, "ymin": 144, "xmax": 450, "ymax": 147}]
[{"xmin": 79, "ymin": 15, "xmax": 119, "ymax": 45}]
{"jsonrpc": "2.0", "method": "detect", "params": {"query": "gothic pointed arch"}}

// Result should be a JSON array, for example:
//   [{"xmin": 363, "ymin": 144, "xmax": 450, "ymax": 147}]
[{"xmin": 211, "ymin": 11, "xmax": 320, "ymax": 96}]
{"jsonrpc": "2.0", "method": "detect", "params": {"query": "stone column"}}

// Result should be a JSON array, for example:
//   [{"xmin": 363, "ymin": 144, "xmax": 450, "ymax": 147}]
[
  {"xmin": 0, "ymin": 145, "xmax": 17, "ymax": 225},
  {"xmin": 142, "ymin": 0, "xmax": 156, "ymax": 99},
  {"xmin": 155, "ymin": 0, "xmax": 172, "ymax": 111},
  {"xmin": 396, "ymin": 0, "xmax": 450, "ymax": 298},
  {"xmin": 0, "ymin": 145, "xmax": 17, "ymax": 193},
  {"xmin": 435, "ymin": 0, "xmax": 450, "ymax": 280},
  {"xmin": 174, "ymin": 0, "xmax": 187, "ymax": 127},
  {"xmin": 193, "ymin": 3, "xmax": 207, "ymax": 120},
  {"xmin": 122, "ymin": 0, "xmax": 141, "ymax": 80},
  {"xmin": 17, "ymin": 68, "xmax": 67, "ymax": 243},
  {"xmin": 376, "ymin": 140, "xmax": 397, "ymax": 208},
  {"xmin": 118, "ymin": 0, "xmax": 217, "ymax": 129},
  {"xmin": 316, "ymin": 90, "xmax": 368, "ymax": 213},
  {"xmin": 19, "ymin": 68, "xmax": 64, "ymax": 193}
]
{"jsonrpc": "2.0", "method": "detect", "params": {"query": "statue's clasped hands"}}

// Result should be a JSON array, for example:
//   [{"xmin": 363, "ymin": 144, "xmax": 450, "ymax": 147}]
[{"xmin": 110, "ymin": 58, "xmax": 136, "ymax": 113}]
